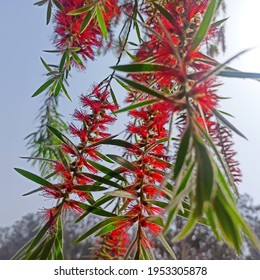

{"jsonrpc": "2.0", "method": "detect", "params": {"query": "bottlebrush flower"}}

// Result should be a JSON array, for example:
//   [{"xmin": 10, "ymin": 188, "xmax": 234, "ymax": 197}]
[
  {"xmin": 95, "ymin": 229, "xmax": 130, "ymax": 260},
  {"xmin": 54, "ymin": 0, "xmax": 120, "ymax": 68},
  {"xmin": 140, "ymin": 219, "xmax": 163, "ymax": 235}
]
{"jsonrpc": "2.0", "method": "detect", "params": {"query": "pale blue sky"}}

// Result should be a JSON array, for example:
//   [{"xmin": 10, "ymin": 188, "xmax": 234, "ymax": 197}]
[{"xmin": 1, "ymin": 0, "xmax": 260, "ymax": 227}]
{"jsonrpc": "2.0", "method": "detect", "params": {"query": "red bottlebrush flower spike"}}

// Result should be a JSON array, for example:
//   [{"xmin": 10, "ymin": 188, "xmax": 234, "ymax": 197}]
[
  {"xmin": 54, "ymin": 0, "xmax": 120, "ymax": 68},
  {"xmin": 213, "ymin": 123, "xmax": 242, "ymax": 183},
  {"xmin": 63, "ymin": 200, "xmax": 84, "ymax": 214},
  {"xmin": 140, "ymin": 218, "xmax": 163, "ymax": 235},
  {"xmin": 54, "ymin": 162, "xmax": 72, "ymax": 180}
]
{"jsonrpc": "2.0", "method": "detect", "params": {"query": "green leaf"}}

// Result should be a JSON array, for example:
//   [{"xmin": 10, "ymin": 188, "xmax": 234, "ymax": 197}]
[
  {"xmin": 22, "ymin": 187, "xmax": 42, "ymax": 197},
  {"xmin": 167, "ymin": 162, "xmax": 195, "ymax": 219},
  {"xmin": 71, "ymin": 51, "xmax": 84, "ymax": 67},
  {"xmin": 146, "ymin": 216, "xmax": 164, "ymax": 227},
  {"xmin": 213, "ymin": 110, "xmax": 248, "ymax": 140},
  {"xmin": 106, "ymin": 154, "xmax": 138, "ymax": 172},
  {"xmin": 20, "ymin": 156, "xmax": 56, "ymax": 163},
  {"xmin": 27, "ymin": 220, "xmax": 52, "ymax": 253},
  {"xmin": 40, "ymin": 236, "xmax": 56, "ymax": 259},
  {"xmin": 77, "ymin": 201, "xmax": 116, "ymax": 217},
  {"xmin": 67, "ymin": 4, "xmax": 93, "ymax": 15},
  {"xmin": 153, "ymin": 2, "xmax": 173, "ymax": 24},
  {"xmin": 57, "ymin": 148, "xmax": 69, "ymax": 170},
  {"xmin": 211, "ymin": 17, "xmax": 229, "ymax": 28},
  {"xmin": 148, "ymin": 200, "xmax": 168, "ymax": 209},
  {"xmin": 14, "ymin": 168, "xmax": 52, "ymax": 187},
  {"xmin": 74, "ymin": 185, "xmax": 107, "ymax": 192},
  {"xmin": 80, "ymin": 11, "xmax": 95, "ymax": 33},
  {"xmin": 191, "ymin": 0, "xmax": 218, "ymax": 51},
  {"xmin": 60, "ymin": 82, "xmax": 72, "ymax": 101},
  {"xmin": 116, "ymin": 76, "xmax": 172, "ymax": 103},
  {"xmin": 40, "ymin": 57, "xmax": 51, "ymax": 72},
  {"xmin": 34, "ymin": 0, "xmax": 47, "ymax": 6},
  {"xmin": 81, "ymin": 172, "xmax": 124, "ymax": 189},
  {"xmin": 106, "ymin": 190, "xmax": 137, "ymax": 199},
  {"xmin": 216, "ymin": 191, "xmax": 260, "ymax": 251},
  {"xmin": 115, "ymin": 99, "xmax": 157, "ymax": 114},
  {"xmin": 173, "ymin": 125, "xmax": 191, "ymax": 179},
  {"xmin": 172, "ymin": 214, "xmax": 198, "ymax": 242},
  {"xmin": 59, "ymin": 51, "xmax": 67, "ymax": 72},
  {"xmin": 98, "ymin": 138, "xmax": 134, "ymax": 148},
  {"xmin": 75, "ymin": 196, "xmax": 114, "ymax": 223},
  {"xmin": 87, "ymin": 159, "xmax": 127, "ymax": 182},
  {"xmin": 46, "ymin": 0, "xmax": 52, "ymax": 25},
  {"xmin": 96, "ymin": 6, "xmax": 107, "ymax": 40},
  {"xmin": 115, "ymin": 78, "xmax": 132, "ymax": 92},
  {"xmin": 95, "ymin": 223, "xmax": 118, "ymax": 236},
  {"xmin": 54, "ymin": 216, "xmax": 63, "ymax": 260},
  {"xmin": 74, "ymin": 217, "xmax": 119, "ymax": 243},
  {"xmin": 110, "ymin": 86, "xmax": 118, "ymax": 107},
  {"xmin": 32, "ymin": 78, "xmax": 55, "ymax": 97},
  {"xmin": 213, "ymin": 196, "xmax": 242, "ymax": 252},
  {"xmin": 52, "ymin": 0, "xmax": 64, "ymax": 11},
  {"xmin": 195, "ymin": 136, "xmax": 215, "ymax": 216},
  {"xmin": 111, "ymin": 63, "xmax": 166, "ymax": 73},
  {"xmin": 158, "ymin": 234, "xmax": 177, "ymax": 260},
  {"xmin": 47, "ymin": 125, "xmax": 78, "ymax": 154},
  {"xmin": 54, "ymin": 80, "xmax": 62, "ymax": 97}
]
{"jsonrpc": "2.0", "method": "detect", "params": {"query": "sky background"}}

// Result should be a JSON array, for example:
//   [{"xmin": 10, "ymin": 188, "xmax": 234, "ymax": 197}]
[{"xmin": 1, "ymin": 0, "xmax": 260, "ymax": 227}]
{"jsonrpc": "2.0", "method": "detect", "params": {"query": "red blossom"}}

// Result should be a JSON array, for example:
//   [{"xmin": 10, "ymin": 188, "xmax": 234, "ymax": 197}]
[
  {"xmin": 54, "ymin": 0, "xmax": 120, "ymax": 68},
  {"xmin": 54, "ymin": 162, "xmax": 72, "ymax": 179}
]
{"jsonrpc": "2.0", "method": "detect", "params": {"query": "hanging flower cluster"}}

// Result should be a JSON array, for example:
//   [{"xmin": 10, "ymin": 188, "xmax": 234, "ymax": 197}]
[
  {"xmin": 54, "ymin": 0, "xmax": 121, "ymax": 67},
  {"xmin": 40, "ymin": 85, "xmax": 117, "ymax": 229}
]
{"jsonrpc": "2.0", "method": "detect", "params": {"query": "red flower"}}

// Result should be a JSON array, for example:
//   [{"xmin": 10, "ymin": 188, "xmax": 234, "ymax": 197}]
[
  {"xmin": 140, "ymin": 218, "xmax": 163, "ymax": 235},
  {"xmin": 54, "ymin": 0, "xmax": 120, "ymax": 68},
  {"xmin": 54, "ymin": 162, "xmax": 72, "ymax": 179}
]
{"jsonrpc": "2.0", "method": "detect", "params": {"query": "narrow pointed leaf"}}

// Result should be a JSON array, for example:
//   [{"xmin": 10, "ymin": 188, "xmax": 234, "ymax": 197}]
[
  {"xmin": 47, "ymin": 125, "xmax": 78, "ymax": 154},
  {"xmin": 158, "ymin": 235, "xmax": 177, "ymax": 260},
  {"xmin": 67, "ymin": 5, "xmax": 93, "ymax": 15},
  {"xmin": 87, "ymin": 159, "xmax": 127, "ymax": 182},
  {"xmin": 53, "ymin": 0, "xmax": 64, "ymax": 11},
  {"xmin": 46, "ymin": 0, "xmax": 52, "ymax": 25},
  {"xmin": 172, "ymin": 214, "xmax": 198, "ymax": 242},
  {"xmin": 106, "ymin": 190, "xmax": 137, "ymax": 199},
  {"xmin": 116, "ymin": 76, "xmax": 172, "ymax": 103},
  {"xmin": 111, "ymin": 63, "xmax": 166, "ymax": 73},
  {"xmin": 195, "ymin": 136, "xmax": 215, "ymax": 215},
  {"xmin": 81, "ymin": 172, "xmax": 124, "ymax": 189},
  {"xmin": 14, "ymin": 168, "xmax": 51, "ymax": 187},
  {"xmin": 80, "ymin": 11, "xmax": 94, "ymax": 33},
  {"xmin": 77, "ymin": 201, "xmax": 116, "ymax": 217},
  {"xmin": 153, "ymin": 2, "xmax": 173, "ymax": 24},
  {"xmin": 74, "ymin": 185, "xmax": 107, "ymax": 192},
  {"xmin": 23, "ymin": 187, "xmax": 42, "ymax": 196},
  {"xmin": 191, "ymin": 0, "xmax": 218, "ymax": 51},
  {"xmin": 95, "ymin": 223, "xmax": 118, "ymax": 236},
  {"xmin": 115, "ymin": 98, "xmax": 157, "ymax": 113},
  {"xmin": 32, "ymin": 78, "xmax": 55, "ymax": 97},
  {"xmin": 75, "ymin": 217, "xmax": 121, "ymax": 243},
  {"xmin": 71, "ymin": 51, "xmax": 84, "ymax": 67},
  {"xmin": 173, "ymin": 125, "xmax": 191, "ymax": 179},
  {"xmin": 106, "ymin": 154, "xmax": 138, "ymax": 171},
  {"xmin": 213, "ymin": 110, "xmax": 248, "ymax": 140},
  {"xmin": 96, "ymin": 6, "xmax": 107, "ymax": 40},
  {"xmin": 40, "ymin": 57, "xmax": 52, "ymax": 72}
]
